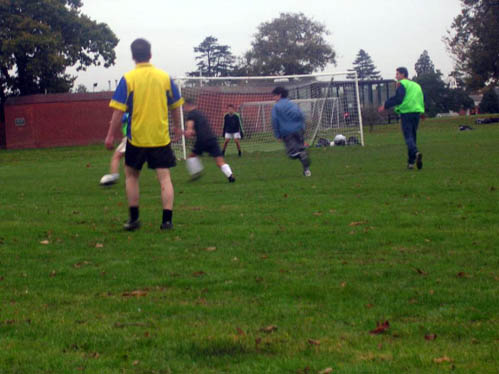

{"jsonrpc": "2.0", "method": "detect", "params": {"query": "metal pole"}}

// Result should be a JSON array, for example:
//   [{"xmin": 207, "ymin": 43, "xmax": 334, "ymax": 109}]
[{"xmin": 353, "ymin": 71, "xmax": 365, "ymax": 146}]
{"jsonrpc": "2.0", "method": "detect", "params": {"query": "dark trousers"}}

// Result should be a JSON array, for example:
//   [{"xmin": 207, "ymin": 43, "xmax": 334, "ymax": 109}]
[
  {"xmin": 400, "ymin": 113, "xmax": 420, "ymax": 164},
  {"xmin": 282, "ymin": 129, "xmax": 310, "ymax": 170}
]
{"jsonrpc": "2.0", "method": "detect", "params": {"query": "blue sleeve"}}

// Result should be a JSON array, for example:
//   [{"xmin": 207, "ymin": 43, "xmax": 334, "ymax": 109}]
[
  {"xmin": 112, "ymin": 77, "xmax": 128, "ymax": 105},
  {"xmin": 384, "ymin": 85, "xmax": 406, "ymax": 109},
  {"xmin": 271, "ymin": 106, "xmax": 281, "ymax": 139},
  {"xmin": 167, "ymin": 77, "xmax": 183, "ymax": 108}
]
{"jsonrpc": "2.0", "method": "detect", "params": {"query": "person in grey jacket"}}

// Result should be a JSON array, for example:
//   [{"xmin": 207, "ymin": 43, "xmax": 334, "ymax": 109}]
[{"xmin": 271, "ymin": 86, "xmax": 311, "ymax": 176}]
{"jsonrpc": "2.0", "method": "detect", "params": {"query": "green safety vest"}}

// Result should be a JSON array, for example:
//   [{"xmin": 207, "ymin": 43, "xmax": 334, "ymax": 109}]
[{"xmin": 395, "ymin": 79, "xmax": 425, "ymax": 114}]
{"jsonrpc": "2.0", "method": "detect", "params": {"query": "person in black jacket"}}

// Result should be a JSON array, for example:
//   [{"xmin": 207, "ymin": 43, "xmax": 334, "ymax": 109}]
[
  {"xmin": 183, "ymin": 99, "xmax": 235, "ymax": 183},
  {"xmin": 222, "ymin": 104, "xmax": 243, "ymax": 157}
]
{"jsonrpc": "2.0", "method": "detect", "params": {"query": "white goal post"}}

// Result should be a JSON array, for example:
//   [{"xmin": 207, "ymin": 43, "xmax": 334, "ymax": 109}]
[{"xmin": 170, "ymin": 72, "xmax": 364, "ymax": 159}]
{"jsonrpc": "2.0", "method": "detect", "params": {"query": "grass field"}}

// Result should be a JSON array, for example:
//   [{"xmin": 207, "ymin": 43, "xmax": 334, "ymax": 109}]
[{"xmin": 0, "ymin": 117, "xmax": 498, "ymax": 373}]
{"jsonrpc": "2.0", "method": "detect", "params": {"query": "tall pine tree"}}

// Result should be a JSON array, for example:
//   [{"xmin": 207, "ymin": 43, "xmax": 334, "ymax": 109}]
[
  {"xmin": 414, "ymin": 50, "xmax": 435, "ymax": 76},
  {"xmin": 349, "ymin": 49, "xmax": 381, "ymax": 80},
  {"xmin": 188, "ymin": 36, "xmax": 235, "ymax": 77}
]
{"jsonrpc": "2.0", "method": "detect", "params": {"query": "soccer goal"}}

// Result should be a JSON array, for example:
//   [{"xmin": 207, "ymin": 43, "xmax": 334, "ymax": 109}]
[{"xmin": 171, "ymin": 72, "xmax": 364, "ymax": 159}]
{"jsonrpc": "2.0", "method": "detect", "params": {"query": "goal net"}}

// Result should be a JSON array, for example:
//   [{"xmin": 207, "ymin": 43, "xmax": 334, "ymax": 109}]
[{"xmin": 171, "ymin": 72, "xmax": 364, "ymax": 159}]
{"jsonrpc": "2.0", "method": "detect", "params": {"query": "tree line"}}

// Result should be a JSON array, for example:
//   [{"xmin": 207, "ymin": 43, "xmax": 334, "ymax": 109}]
[{"xmin": 1, "ymin": 0, "xmax": 498, "ymax": 122}]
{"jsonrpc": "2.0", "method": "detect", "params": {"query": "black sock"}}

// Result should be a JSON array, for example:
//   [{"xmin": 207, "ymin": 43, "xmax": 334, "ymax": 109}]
[
  {"xmin": 130, "ymin": 206, "xmax": 139, "ymax": 222},
  {"xmin": 163, "ymin": 209, "xmax": 173, "ymax": 223}
]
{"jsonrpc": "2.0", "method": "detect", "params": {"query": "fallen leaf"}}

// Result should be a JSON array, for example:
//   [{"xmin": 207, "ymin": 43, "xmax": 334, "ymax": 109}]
[
  {"xmin": 434, "ymin": 356, "xmax": 452, "ymax": 363},
  {"xmin": 236, "ymin": 327, "xmax": 246, "ymax": 336},
  {"xmin": 86, "ymin": 163, "xmax": 91, "ymax": 168},
  {"xmin": 95, "ymin": 243, "xmax": 104, "ymax": 248},
  {"xmin": 40, "ymin": 240, "xmax": 49, "ymax": 245},
  {"xmin": 49, "ymin": 270, "xmax": 56, "ymax": 277},
  {"xmin": 193, "ymin": 271, "xmax": 206, "ymax": 277},
  {"xmin": 365, "ymin": 303, "xmax": 374, "ymax": 309},
  {"xmin": 340, "ymin": 282, "xmax": 347, "ymax": 288},
  {"xmin": 319, "ymin": 368, "xmax": 333, "ymax": 374},
  {"xmin": 457, "ymin": 272, "xmax": 469, "ymax": 278},
  {"xmin": 415, "ymin": 268, "xmax": 427, "ymax": 275},
  {"xmin": 308, "ymin": 338, "xmax": 320, "ymax": 345},
  {"xmin": 283, "ymin": 193, "xmax": 288, "ymax": 198},
  {"xmin": 122, "ymin": 290, "xmax": 148, "ymax": 297},
  {"xmin": 370, "ymin": 320, "xmax": 390, "ymax": 335},
  {"xmin": 132, "ymin": 360, "xmax": 139, "ymax": 366},
  {"xmin": 196, "ymin": 298, "xmax": 207, "ymax": 305},
  {"xmin": 313, "ymin": 212, "xmax": 322, "ymax": 216},
  {"xmin": 260, "ymin": 325, "xmax": 278, "ymax": 333},
  {"xmin": 205, "ymin": 246, "xmax": 216, "ymax": 252},
  {"xmin": 73, "ymin": 261, "xmax": 90, "ymax": 269},
  {"xmin": 349, "ymin": 221, "xmax": 368, "ymax": 226},
  {"xmin": 255, "ymin": 337, "xmax": 262, "ymax": 347},
  {"xmin": 425, "ymin": 333, "xmax": 437, "ymax": 341}
]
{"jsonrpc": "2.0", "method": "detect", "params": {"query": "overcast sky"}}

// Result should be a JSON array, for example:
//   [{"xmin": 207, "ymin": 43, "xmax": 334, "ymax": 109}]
[{"xmin": 74, "ymin": 0, "xmax": 462, "ymax": 90}]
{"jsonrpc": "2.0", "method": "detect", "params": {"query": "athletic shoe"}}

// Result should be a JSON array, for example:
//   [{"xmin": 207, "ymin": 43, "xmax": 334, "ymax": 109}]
[
  {"xmin": 416, "ymin": 152, "xmax": 423, "ymax": 170},
  {"xmin": 160, "ymin": 221, "xmax": 174, "ymax": 230},
  {"xmin": 303, "ymin": 169, "xmax": 312, "ymax": 177},
  {"xmin": 407, "ymin": 164, "xmax": 415, "ymax": 170},
  {"xmin": 99, "ymin": 173, "xmax": 119, "ymax": 186},
  {"xmin": 228, "ymin": 175, "xmax": 236, "ymax": 183},
  {"xmin": 123, "ymin": 219, "xmax": 140, "ymax": 231},
  {"xmin": 238, "ymin": 150, "xmax": 242, "ymax": 157}
]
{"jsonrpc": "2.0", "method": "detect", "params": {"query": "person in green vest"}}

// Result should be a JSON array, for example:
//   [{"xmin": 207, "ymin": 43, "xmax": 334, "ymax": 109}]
[{"xmin": 378, "ymin": 67, "xmax": 425, "ymax": 170}]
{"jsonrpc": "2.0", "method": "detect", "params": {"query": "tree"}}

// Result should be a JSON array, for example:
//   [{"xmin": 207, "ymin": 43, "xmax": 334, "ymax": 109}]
[
  {"xmin": 243, "ymin": 13, "xmax": 336, "ymax": 76},
  {"xmin": 188, "ymin": 36, "xmax": 236, "ymax": 77},
  {"xmin": 74, "ymin": 84, "xmax": 88, "ymax": 93},
  {"xmin": 447, "ymin": 88, "xmax": 475, "ymax": 112},
  {"xmin": 414, "ymin": 70, "xmax": 451, "ymax": 117},
  {"xmin": 445, "ymin": 0, "xmax": 499, "ymax": 89},
  {"xmin": 349, "ymin": 49, "xmax": 381, "ymax": 80},
  {"xmin": 479, "ymin": 87, "xmax": 499, "ymax": 113},
  {"xmin": 0, "ymin": 0, "xmax": 118, "ymax": 121},
  {"xmin": 414, "ymin": 50, "xmax": 435, "ymax": 76}
]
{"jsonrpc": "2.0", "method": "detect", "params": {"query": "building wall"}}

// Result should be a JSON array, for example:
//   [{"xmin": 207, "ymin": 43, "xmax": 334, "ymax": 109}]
[{"xmin": 4, "ymin": 92, "xmax": 113, "ymax": 149}]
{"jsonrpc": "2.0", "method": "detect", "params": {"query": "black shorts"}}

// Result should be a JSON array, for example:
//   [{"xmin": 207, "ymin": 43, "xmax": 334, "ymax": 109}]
[
  {"xmin": 192, "ymin": 138, "xmax": 223, "ymax": 158},
  {"xmin": 125, "ymin": 141, "xmax": 176, "ymax": 170}
]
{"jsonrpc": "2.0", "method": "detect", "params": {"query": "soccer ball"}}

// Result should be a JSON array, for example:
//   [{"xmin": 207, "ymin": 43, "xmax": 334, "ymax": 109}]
[{"xmin": 333, "ymin": 134, "xmax": 347, "ymax": 146}]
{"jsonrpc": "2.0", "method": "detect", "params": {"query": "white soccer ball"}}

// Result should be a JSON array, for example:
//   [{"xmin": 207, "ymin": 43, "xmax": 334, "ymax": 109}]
[{"xmin": 333, "ymin": 134, "xmax": 347, "ymax": 146}]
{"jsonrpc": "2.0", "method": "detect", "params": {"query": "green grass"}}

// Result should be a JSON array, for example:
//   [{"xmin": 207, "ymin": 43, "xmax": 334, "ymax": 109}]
[{"xmin": 0, "ymin": 117, "xmax": 498, "ymax": 373}]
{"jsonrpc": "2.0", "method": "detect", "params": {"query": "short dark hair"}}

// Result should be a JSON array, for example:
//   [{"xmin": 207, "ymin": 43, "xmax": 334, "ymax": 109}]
[
  {"xmin": 396, "ymin": 67, "xmax": 409, "ymax": 78},
  {"xmin": 272, "ymin": 86, "xmax": 288, "ymax": 98},
  {"xmin": 184, "ymin": 97, "xmax": 196, "ymax": 105},
  {"xmin": 131, "ymin": 38, "xmax": 151, "ymax": 63},
  {"xmin": 227, "ymin": 104, "xmax": 234, "ymax": 108}
]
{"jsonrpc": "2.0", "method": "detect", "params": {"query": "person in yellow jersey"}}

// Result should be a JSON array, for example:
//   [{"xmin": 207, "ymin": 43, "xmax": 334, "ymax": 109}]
[
  {"xmin": 105, "ymin": 38, "xmax": 184, "ymax": 231},
  {"xmin": 378, "ymin": 67, "xmax": 425, "ymax": 170}
]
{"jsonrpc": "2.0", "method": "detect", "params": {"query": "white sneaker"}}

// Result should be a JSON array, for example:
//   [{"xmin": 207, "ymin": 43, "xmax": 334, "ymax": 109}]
[
  {"xmin": 303, "ymin": 169, "xmax": 312, "ymax": 177},
  {"xmin": 100, "ymin": 173, "xmax": 119, "ymax": 186}
]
